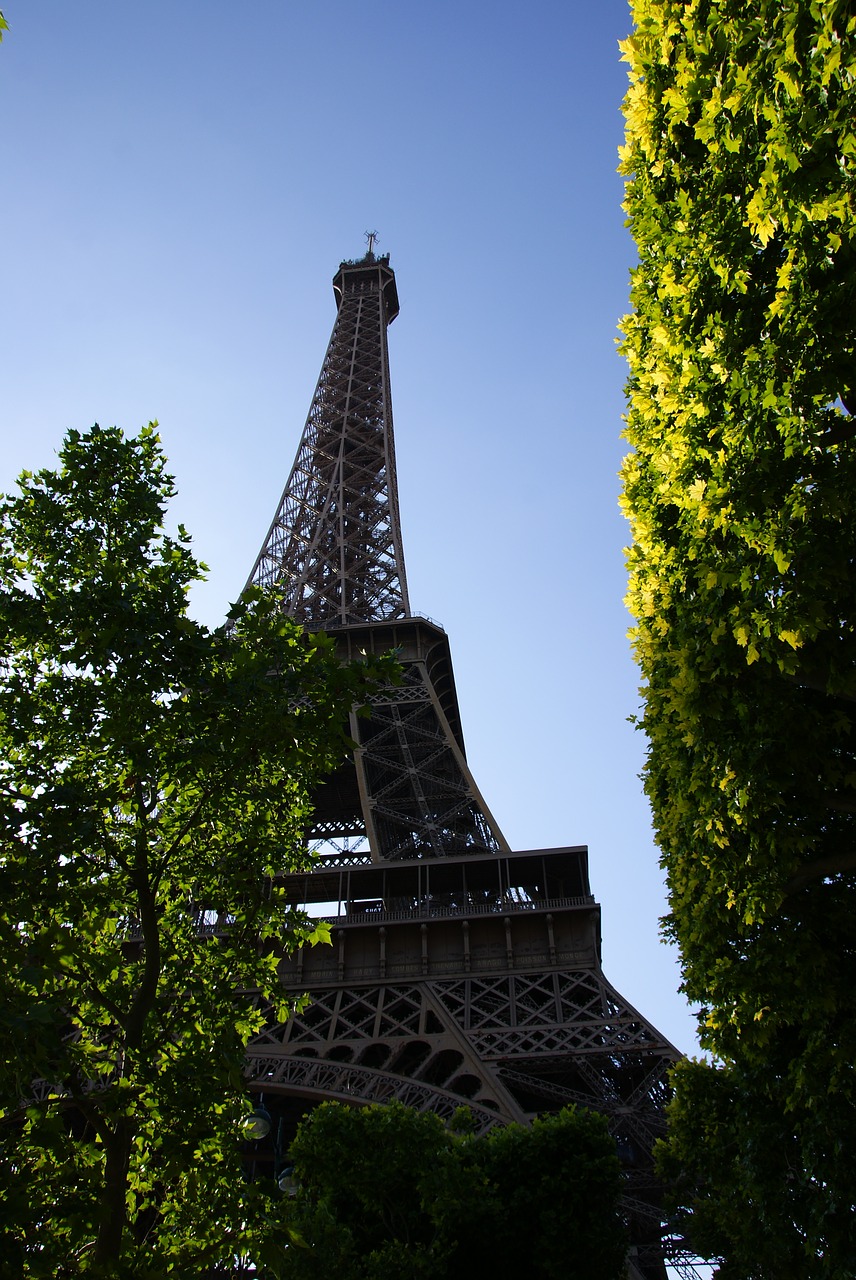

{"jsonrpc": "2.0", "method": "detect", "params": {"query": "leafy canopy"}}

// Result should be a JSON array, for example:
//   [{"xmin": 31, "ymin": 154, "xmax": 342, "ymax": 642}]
[
  {"xmin": 620, "ymin": 2, "xmax": 856, "ymax": 1274},
  {"xmin": 0, "ymin": 424, "xmax": 393, "ymax": 1277},
  {"xmin": 279, "ymin": 1100, "xmax": 627, "ymax": 1280}
]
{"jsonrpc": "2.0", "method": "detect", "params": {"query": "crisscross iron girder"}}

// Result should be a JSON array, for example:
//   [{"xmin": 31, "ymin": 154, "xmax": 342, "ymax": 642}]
[
  {"xmin": 244, "ymin": 1054, "xmax": 504, "ymax": 1135},
  {"xmin": 301, "ymin": 624, "xmax": 508, "ymax": 864},
  {"xmin": 246, "ymin": 258, "xmax": 408, "ymax": 626},
  {"xmin": 354, "ymin": 662, "xmax": 506, "ymax": 860}
]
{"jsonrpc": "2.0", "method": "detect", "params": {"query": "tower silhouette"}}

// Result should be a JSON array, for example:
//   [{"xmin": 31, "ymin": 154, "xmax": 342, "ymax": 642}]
[{"xmin": 243, "ymin": 249, "xmax": 681, "ymax": 1279}]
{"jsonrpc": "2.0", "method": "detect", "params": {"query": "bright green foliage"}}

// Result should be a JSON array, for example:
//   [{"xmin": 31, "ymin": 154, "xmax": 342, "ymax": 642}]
[
  {"xmin": 0, "ymin": 425, "xmax": 393, "ymax": 1277},
  {"xmin": 280, "ymin": 1101, "xmax": 626, "ymax": 1280},
  {"xmin": 620, "ymin": 2, "xmax": 856, "ymax": 1273}
]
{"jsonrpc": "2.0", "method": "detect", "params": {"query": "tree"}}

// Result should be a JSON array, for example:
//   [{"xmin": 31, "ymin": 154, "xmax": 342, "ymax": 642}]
[
  {"xmin": 279, "ymin": 1101, "xmax": 627, "ymax": 1280},
  {"xmin": 620, "ymin": 2, "xmax": 856, "ymax": 1274},
  {"xmin": 0, "ymin": 424, "xmax": 393, "ymax": 1277},
  {"xmin": 446, "ymin": 1107, "xmax": 628, "ymax": 1280}
]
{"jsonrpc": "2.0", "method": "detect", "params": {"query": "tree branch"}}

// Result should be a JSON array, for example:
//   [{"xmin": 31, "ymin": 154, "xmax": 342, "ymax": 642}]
[
  {"xmin": 821, "ymin": 418, "xmax": 856, "ymax": 448},
  {"xmin": 783, "ymin": 851, "xmax": 856, "ymax": 895},
  {"xmin": 783, "ymin": 668, "xmax": 856, "ymax": 706},
  {"xmin": 124, "ymin": 782, "xmax": 161, "ymax": 1052},
  {"xmin": 83, "ymin": 982, "xmax": 129, "ymax": 1030},
  {"xmin": 155, "ymin": 784, "xmax": 214, "ymax": 878}
]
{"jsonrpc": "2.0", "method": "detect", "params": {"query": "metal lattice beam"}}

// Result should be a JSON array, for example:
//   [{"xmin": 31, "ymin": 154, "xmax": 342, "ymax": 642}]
[{"xmin": 246, "ymin": 256, "xmax": 408, "ymax": 626}]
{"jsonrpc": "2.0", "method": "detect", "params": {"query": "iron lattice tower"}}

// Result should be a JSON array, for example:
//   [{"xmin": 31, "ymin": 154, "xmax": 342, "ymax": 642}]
[{"xmin": 242, "ymin": 251, "xmax": 685, "ymax": 1279}]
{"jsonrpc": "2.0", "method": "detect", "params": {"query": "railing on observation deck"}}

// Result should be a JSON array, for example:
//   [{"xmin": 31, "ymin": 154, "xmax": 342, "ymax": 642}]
[{"xmin": 185, "ymin": 893, "xmax": 596, "ymax": 938}]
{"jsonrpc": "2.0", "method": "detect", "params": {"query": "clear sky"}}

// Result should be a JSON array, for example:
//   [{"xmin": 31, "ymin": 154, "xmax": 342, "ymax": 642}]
[{"xmin": 0, "ymin": 1, "xmax": 701, "ymax": 1054}]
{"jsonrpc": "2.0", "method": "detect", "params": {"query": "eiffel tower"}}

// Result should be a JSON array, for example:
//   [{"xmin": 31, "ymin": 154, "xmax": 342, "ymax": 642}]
[{"xmin": 242, "ymin": 246, "xmax": 682, "ymax": 1279}]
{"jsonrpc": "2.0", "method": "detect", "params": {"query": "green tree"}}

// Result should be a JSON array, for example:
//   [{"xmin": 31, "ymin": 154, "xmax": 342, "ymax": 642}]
[
  {"xmin": 448, "ymin": 1107, "xmax": 628, "ymax": 1280},
  {"xmin": 281, "ymin": 1102, "xmax": 455, "ymax": 1279},
  {"xmin": 0, "ymin": 425, "xmax": 392, "ymax": 1277},
  {"xmin": 620, "ymin": 2, "xmax": 856, "ymax": 1274},
  {"xmin": 280, "ymin": 1101, "xmax": 627, "ymax": 1280}
]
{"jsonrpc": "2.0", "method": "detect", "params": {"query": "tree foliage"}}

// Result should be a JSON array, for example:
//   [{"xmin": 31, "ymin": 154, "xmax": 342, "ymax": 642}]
[
  {"xmin": 0, "ymin": 425, "xmax": 392, "ymax": 1277},
  {"xmin": 620, "ymin": 2, "xmax": 856, "ymax": 1274},
  {"xmin": 279, "ymin": 1101, "xmax": 627, "ymax": 1280}
]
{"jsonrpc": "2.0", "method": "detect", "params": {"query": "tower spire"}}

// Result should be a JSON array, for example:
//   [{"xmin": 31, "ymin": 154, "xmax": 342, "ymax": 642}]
[{"xmin": 246, "ymin": 252, "xmax": 408, "ymax": 627}]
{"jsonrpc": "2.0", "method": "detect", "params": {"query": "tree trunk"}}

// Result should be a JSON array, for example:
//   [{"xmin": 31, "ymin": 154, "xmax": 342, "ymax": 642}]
[{"xmin": 92, "ymin": 1117, "xmax": 133, "ymax": 1274}]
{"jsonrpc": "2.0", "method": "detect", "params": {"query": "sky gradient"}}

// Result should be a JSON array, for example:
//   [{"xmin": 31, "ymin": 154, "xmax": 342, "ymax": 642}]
[{"xmin": 0, "ymin": 1, "xmax": 701, "ymax": 1054}]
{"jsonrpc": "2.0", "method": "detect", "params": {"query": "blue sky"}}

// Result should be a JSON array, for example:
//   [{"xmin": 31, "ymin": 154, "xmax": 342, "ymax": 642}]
[{"xmin": 0, "ymin": 1, "xmax": 701, "ymax": 1054}]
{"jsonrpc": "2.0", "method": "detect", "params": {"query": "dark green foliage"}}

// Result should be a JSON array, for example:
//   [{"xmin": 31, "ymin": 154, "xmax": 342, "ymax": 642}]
[
  {"xmin": 280, "ymin": 1101, "xmax": 627, "ymax": 1280},
  {"xmin": 621, "ymin": 2, "xmax": 856, "ymax": 1274},
  {"xmin": 660, "ymin": 1057, "xmax": 856, "ymax": 1280},
  {"xmin": 0, "ymin": 425, "xmax": 393, "ymax": 1276},
  {"xmin": 282, "ymin": 1102, "xmax": 453, "ymax": 1279},
  {"xmin": 449, "ymin": 1108, "xmax": 628, "ymax": 1280}
]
